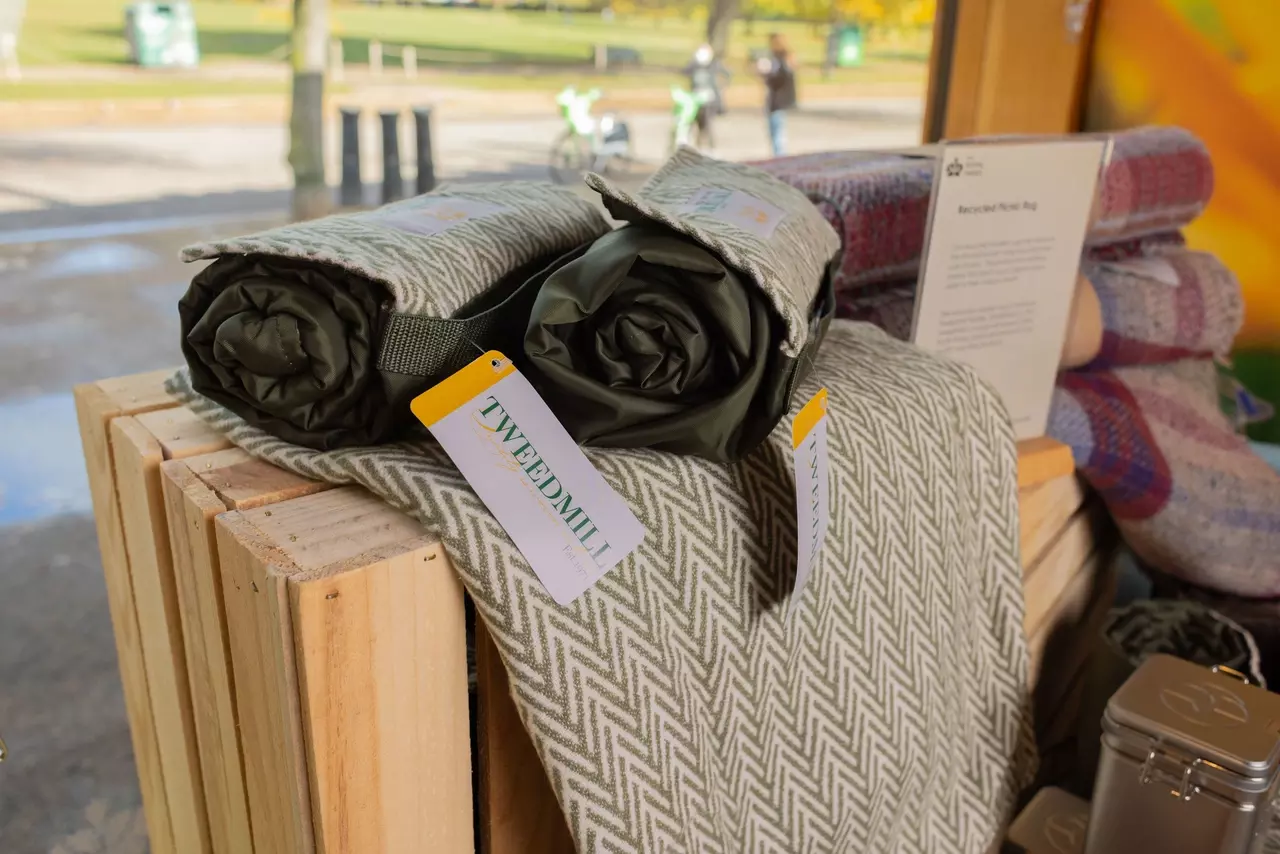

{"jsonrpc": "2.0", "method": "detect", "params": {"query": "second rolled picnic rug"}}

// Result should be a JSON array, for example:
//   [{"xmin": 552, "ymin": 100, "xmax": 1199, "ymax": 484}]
[
  {"xmin": 178, "ymin": 182, "xmax": 610, "ymax": 450},
  {"xmin": 168, "ymin": 320, "xmax": 1036, "ymax": 853},
  {"xmin": 525, "ymin": 147, "xmax": 839, "ymax": 462}
]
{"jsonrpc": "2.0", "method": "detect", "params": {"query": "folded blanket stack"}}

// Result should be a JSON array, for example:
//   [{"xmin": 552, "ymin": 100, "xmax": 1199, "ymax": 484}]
[{"xmin": 761, "ymin": 127, "xmax": 1280, "ymax": 598}]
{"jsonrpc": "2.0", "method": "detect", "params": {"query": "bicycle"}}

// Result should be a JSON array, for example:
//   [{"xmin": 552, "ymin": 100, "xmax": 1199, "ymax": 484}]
[
  {"xmin": 548, "ymin": 86, "xmax": 634, "ymax": 185},
  {"xmin": 669, "ymin": 85, "xmax": 713, "ymax": 154}
]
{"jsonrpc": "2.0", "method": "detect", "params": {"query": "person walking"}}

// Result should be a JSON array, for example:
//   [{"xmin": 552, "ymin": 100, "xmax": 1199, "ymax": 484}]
[
  {"xmin": 684, "ymin": 43, "xmax": 730, "ymax": 150},
  {"xmin": 757, "ymin": 33, "xmax": 796, "ymax": 157}
]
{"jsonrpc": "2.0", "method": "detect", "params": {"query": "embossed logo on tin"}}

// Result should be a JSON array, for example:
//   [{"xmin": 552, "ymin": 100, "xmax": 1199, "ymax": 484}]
[
  {"xmin": 1043, "ymin": 812, "xmax": 1088, "ymax": 853},
  {"xmin": 1160, "ymin": 681, "xmax": 1249, "ymax": 728}
]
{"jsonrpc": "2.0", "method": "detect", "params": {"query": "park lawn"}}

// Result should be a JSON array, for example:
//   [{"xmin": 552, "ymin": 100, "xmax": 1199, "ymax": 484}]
[{"xmin": 18, "ymin": 0, "xmax": 929, "ymax": 70}]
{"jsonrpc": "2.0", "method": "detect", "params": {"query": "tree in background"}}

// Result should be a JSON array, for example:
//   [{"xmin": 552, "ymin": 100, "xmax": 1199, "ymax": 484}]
[
  {"xmin": 706, "ymin": 0, "xmax": 739, "ymax": 56},
  {"xmin": 289, "ymin": 0, "xmax": 329, "ymax": 221}
]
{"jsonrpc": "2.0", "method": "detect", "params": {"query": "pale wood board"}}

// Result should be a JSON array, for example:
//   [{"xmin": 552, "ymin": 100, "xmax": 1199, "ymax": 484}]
[
  {"xmin": 73, "ymin": 380, "xmax": 178, "ymax": 854},
  {"xmin": 1022, "ymin": 500, "xmax": 1108, "ymax": 639},
  {"xmin": 215, "ymin": 513, "xmax": 317, "ymax": 854},
  {"xmin": 162, "ymin": 460, "xmax": 254, "ymax": 854},
  {"xmin": 1019, "ymin": 474, "xmax": 1087, "ymax": 572},
  {"xmin": 110, "ymin": 416, "xmax": 213, "ymax": 854},
  {"xmin": 1029, "ymin": 544, "xmax": 1119, "ymax": 699},
  {"xmin": 289, "ymin": 538, "xmax": 473, "ymax": 854},
  {"xmin": 215, "ymin": 486, "xmax": 475, "ymax": 853},
  {"xmin": 1015, "ymin": 438, "xmax": 1076, "ymax": 491},
  {"xmin": 476, "ymin": 621, "xmax": 575, "ymax": 854},
  {"xmin": 935, "ymin": 0, "xmax": 1096, "ymax": 138},
  {"xmin": 160, "ymin": 445, "xmax": 327, "ymax": 854}
]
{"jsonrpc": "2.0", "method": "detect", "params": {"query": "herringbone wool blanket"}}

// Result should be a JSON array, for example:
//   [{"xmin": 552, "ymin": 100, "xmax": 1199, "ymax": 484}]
[
  {"xmin": 752, "ymin": 126, "xmax": 1213, "ymax": 296},
  {"xmin": 170, "ymin": 320, "xmax": 1037, "ymax": 853}
]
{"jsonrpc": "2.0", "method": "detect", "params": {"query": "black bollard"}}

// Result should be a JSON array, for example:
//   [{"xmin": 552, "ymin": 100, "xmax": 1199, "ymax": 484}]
[
  {"xmin": 339, "ymin": 107, "xmax": 362, "ymax": 207},
  {"xmin": 379, "ymin": 109, "xmax": 403, "ymax": 204},
  {"xmin": 412, "ymin": 106, "xmax": 436, "ymax": 195}
]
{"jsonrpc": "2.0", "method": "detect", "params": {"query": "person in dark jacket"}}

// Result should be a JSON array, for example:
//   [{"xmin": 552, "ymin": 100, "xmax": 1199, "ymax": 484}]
[
  {"xmin": 756, "ymin": 33, "xmax": 796, "ymax": 156},
  {"xmin": 684, "ymin": 43, "xmax": 731, "ymax": 150}
]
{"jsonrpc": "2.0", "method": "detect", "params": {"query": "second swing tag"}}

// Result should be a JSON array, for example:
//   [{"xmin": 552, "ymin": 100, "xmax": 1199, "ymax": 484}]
[
  {"xmin": 410, "ymin": 351, "xmax": 645, "ymax": 606},
  {"xmin": 790, "ymin": 388, "xmax": 831, "ymax": 616}
]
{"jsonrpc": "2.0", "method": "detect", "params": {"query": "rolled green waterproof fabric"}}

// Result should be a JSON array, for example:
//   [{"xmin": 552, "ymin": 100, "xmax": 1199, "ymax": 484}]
[
  {"xmin": 525, "ymin": 147, "xmax": 841, "ymax": 462},
  {"xmin": 527, "ymin": 224, "xmax": 833, "ymax": 460},
  {"xmin": 177, "ymin": 183, "xmax": 610, "ymax": 449}
]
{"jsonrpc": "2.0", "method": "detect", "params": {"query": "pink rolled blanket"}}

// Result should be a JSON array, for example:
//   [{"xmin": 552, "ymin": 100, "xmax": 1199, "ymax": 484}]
[{"xmin": 753, "ymin": 126, "xmax": 1213, "ymax": 296}]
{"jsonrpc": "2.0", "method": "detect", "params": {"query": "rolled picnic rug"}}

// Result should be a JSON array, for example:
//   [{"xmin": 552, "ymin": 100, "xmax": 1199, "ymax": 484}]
[
  {"xmin": 834, "ymin": 244, "xmax": 1241, "ymax": 371},
  {"xmin": 1079, "ymin": 249, "xmax": 1244, "ymax": 370},
  {"xmin": 178, "ymin": 183, "xmax": 610, "ymax": 450},
  {"xmin": 752, "ymin": 125, "xmax": 1214, "ymax": 294},
  {"xmin": 525, "ymin": 148, "xmax": 840, "ymax": 462}
]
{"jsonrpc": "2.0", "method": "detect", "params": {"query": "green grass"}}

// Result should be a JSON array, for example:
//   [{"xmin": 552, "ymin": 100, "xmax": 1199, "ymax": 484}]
[{"xmin": 10, "ymin": 0, "xmax": 928, "ymax": 99}]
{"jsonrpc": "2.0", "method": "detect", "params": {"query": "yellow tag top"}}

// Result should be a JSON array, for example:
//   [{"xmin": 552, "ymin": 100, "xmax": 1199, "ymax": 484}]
[
  {"xmin": 410, "ymin": 351, "xmax": 516, "ymax": 428},
  {"xmin": 791, "ymin": 388, "xmax": 829, "ymax": 450}
]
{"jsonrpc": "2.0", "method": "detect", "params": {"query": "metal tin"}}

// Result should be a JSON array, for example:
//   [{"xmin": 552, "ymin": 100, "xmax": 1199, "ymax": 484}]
[
  {"xmin": 1086, "ymin": 654, "xmax": 1280, "ymax": 854},
  {"xmin": 1003, "ymin": 787, "xmax": 1090, "ymax": 853}
]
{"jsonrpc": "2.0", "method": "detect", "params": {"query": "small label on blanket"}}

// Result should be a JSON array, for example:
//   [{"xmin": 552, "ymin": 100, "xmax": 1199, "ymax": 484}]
[
  {"xmin": 368, "ymin": 197, "xmax": 510, "ymax": 237},
  {"xmin": 790, "ymin": 388, "xmax": 830, "ymax": 615},
  {"xmin": 1099, "ymin": 256, "xmax": 1181, "ymax": 288},
  {"xmin": 410, "ymin": 351, "xmax": 644, "ymax": 606},
  {"xmin": 679, "ymin": 187, "xmax": 786, "ymax": 240}
]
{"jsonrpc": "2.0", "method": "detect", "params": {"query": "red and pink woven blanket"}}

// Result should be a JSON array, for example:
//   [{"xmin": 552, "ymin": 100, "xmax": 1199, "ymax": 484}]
[{"xmin": 758, "ymin": 127, "xmax": 1280, "ymax": 598}]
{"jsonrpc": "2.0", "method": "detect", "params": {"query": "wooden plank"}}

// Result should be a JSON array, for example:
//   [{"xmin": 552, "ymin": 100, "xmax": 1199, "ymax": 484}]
[
  {"xmin": 971, "ymin": 0, "xmax": 1095, "ymax": 135},
  {"xmin": 939, "ymin": 0, "xmax": 1096, "ymax": 138},
  {"xmin": 162, "ymin": 460, "xmax": 254, "ymax": 854},
  {"xmin": 137, "ymin": 406, "xmax": 231, "ymax": 460},
  {"xmin": 216, "ymin": 513, "xmax": 316, "ymax": 854},
  {"xmin": 1016, "ymin": 437, "xmax": 1075, "ymax": 490},
  {"xmin": 73, "ymin": 381, "xmax": 178, "ymax": 854},
  {"xmin": 1018, "ymin": 474, "xmax": 1087, "ymax": 570},
  {"xmin": 219, "ymin": 486, "xmax": 475, "ymax": 853},
  {"xmin": 162, "ymin": 447, "xmax": 330, "ymax": 854},
  {"xmin": 110, "ymin": 417, "xmax": 212, "ymax": 854},
  {"xmin": 476, "ymin": 621, "xmax": 574, "ymax": 854},
  {"xmin": 939, "ymin": 0, "xmax": 992, "ymax": 139},
  {"xmin": 1029, "ymin": 543, "xmax": 1119, "ymax": 695},
  {"xmin": 289, "ymin": 538, "xmax": 473, "ymax": 854},
  {"xmin": 1022, "ymin": 500, "xmax": 1108, "ymax": 637}
]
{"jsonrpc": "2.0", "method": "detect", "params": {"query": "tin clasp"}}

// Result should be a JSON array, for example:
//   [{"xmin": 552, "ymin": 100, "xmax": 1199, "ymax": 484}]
[
  {"xmin": 1139, "ymin": 745, "xmax": 1158, "ymax": 785},
  {"xmin": 1174, "ymin": 758, "xmax": 1202, "ymax": 801}
]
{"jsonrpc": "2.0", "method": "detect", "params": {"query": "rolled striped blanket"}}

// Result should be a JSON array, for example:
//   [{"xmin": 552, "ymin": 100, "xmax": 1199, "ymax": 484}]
[
  {"xmin": 834, "ymin": 246, "xmax": 1280, "ymax": 599},
  {"xmin": 754, "ymin": 126, "xmax": 1213, "ymax": 296}
]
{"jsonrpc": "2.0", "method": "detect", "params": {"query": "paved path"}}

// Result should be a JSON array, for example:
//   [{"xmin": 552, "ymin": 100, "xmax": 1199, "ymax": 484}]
[{"xmin": 0, "ymin": 98, "xmax": 921, "ymax": 216}]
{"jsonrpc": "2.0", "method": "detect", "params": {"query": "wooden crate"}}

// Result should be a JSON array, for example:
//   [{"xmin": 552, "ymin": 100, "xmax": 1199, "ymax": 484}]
[{"xmin": 75, "ymin": 370, "xmax": 1108, "ymax": 854}]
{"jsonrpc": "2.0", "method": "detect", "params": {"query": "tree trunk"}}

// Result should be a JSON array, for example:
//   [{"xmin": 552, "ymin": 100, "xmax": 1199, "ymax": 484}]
[
  {"xmin": 705, "ymin": 0, "xmax": 739, "ymax": 58},
  {"xmin": 289, "ymin": 0, "xmax": 330, "ymax": 221}
]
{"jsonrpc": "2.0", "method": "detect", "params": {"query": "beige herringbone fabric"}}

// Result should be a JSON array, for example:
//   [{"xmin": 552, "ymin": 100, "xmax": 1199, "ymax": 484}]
[
  {"xmin": 182, "ymin": 182, "xmax": 609, "ymax": 317},
  {"xmin": 588, "ymin": 148, "xmax": 840, "ymax": 356},
  {"xmin": 169, "ymin": 321, "xmax": 1036, "ymax": 853}
]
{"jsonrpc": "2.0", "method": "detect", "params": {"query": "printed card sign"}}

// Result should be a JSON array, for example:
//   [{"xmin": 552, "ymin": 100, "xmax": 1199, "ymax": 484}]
[
  {"xmin": 911, "ymin": 139, "xmax": 1109, "ymax": 439},
  {"xmin": 790, "ymin": 388, "xmax": 830, "ymax": 615},
  {"xmin": 369, "ymin": 197, "xmax": 510, "ymax": 237},
  {"xmin": 411, "ymin": 352, "xmax": 644, "ymax": 606},
  {"xmin": 680, "ymin": 187, "xmax": 787, "ymax": 239}
]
